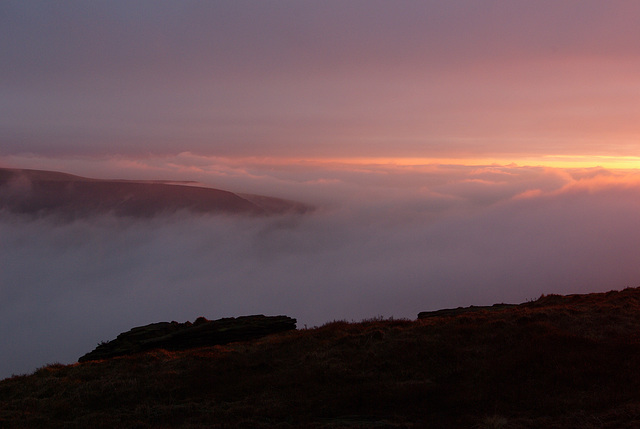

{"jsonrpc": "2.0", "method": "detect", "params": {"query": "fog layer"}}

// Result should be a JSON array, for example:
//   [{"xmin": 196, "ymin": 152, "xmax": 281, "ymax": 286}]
[{"xmin": 2, "ymin": 163, "xmax": 640, "ymax": 379}]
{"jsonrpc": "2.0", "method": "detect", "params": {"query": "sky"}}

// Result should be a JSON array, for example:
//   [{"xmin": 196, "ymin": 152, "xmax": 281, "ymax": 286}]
[
  {"xmin": 2, "ymin": 0, "xmax": 640, "ymax": 165},
  {"xmin": 1, "ymin": 1, "xmax": 640, "ymax": 379}
]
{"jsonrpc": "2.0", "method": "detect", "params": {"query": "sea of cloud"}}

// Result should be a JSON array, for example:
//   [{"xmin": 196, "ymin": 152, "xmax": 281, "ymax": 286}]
[{"xmin": 2, "ymin": 160, "xmax": 640, "ymax": 379}]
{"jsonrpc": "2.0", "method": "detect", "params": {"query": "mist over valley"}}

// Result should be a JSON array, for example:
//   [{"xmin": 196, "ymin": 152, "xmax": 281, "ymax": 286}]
[{"xmin": 2, "ymin": 163, "xmax": 640, "ymax": 379}]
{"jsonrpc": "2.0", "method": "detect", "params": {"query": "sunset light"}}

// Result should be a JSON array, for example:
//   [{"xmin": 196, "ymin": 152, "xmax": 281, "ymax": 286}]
[
  {"xmin": 271, "ymin": 155, "xmax": 640, "ymax": 171},
  {"xmin": 2, "ymin": 3, "xmax": 640, "ymax": 410}
]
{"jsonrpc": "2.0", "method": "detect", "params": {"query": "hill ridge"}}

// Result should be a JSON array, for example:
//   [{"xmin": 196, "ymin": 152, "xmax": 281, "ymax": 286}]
[
  {"xmin": 0, "ymin": 167, "xmax": 312, "ymax": 218},
  {"xmin": 3, "ymin": 287, "xmax": 640, "ymax": 427}
]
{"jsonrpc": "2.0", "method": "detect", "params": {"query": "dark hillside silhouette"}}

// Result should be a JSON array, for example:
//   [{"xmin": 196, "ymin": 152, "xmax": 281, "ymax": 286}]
[{"xmin": 3, "ymin": 287, "xmax": 640, "ymax": 427}]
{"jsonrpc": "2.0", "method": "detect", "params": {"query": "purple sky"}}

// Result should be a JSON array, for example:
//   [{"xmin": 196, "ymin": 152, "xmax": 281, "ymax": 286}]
[{"xmin": 2, "ymin": 1, "xmax": 639, "ymax": 162}]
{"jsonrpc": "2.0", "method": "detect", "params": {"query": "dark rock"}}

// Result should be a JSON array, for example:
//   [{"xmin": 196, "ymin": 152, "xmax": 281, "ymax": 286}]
[
  {"xmin": 79, "ymin": 315, "xmax": 296, "ymax": 362},
  {"xmin": 418, "ymin": 303, "xmax": 516, "ymax": 319}
]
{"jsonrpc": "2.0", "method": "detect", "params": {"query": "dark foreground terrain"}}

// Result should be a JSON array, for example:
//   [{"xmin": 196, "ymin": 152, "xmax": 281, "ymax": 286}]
[{"xmin": 3, "ymin": 288, "xmax": 640, "ymax": 428}]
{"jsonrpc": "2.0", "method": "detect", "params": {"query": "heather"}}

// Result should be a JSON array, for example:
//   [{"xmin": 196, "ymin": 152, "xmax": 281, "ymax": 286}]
[{"xmin": 3, "ymin": 288, "xmax": 640, "ymax": 428}]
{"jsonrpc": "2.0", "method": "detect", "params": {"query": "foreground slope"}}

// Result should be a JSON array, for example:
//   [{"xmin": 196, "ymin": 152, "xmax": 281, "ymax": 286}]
[
  {"xmin": 0, "ymin": 168, "xmax": 310, "ymax": 217},
  {"xmin": 3, "ymin": 288, "xmax": 640, "ymax": 428}
]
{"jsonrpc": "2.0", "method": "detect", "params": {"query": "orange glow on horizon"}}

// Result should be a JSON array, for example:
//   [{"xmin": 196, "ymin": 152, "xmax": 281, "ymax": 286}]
[{"xmin": 222, "ymin": 154, "xmax": 640, "ymax": 171}]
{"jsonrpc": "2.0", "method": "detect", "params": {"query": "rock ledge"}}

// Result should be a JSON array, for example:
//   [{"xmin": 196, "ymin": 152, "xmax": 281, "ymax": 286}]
[{"xmin": 79, "ymin": 315, "xmax": 296, "ymax": 362}]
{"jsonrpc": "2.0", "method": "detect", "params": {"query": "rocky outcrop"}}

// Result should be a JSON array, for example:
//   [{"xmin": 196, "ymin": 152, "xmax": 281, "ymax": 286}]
[
  {"xmin": 78, "ymin": 315, "xmax": 297, "ymax": 362},
  {"xmin": 418, "ymin": 303, "xmax": 516, "ymax": 319}
]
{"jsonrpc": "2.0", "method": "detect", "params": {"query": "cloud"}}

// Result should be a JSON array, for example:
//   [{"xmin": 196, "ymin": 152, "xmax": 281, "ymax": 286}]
[
  {"xmin": 2, "ymin": 2, "xmax": 640, "ymax": 160},
  {"xmin": 2, "ymin": 163, "xmax": 640, "ymax": 379}
]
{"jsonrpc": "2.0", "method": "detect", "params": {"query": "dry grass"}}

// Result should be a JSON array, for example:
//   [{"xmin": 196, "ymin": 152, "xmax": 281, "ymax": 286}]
[{"xmin": 3, "ymin": 288, "xmax": 640, "ymax": 427}]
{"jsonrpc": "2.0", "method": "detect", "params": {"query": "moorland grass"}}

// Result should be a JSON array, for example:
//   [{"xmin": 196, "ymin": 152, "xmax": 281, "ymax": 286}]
[{"xmin": 3, "ymin": 288, "xmax": 640, "ymax": 428}]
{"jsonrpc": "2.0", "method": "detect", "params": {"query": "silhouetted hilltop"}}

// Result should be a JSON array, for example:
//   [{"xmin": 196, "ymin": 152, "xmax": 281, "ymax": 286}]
[
  {"xmin": 0, "ymin": 167, "xmax": 311, "ymax": 218},
  {"xmin": 3, "ymin": 287, "xmax": 640, "ymax": 428}
]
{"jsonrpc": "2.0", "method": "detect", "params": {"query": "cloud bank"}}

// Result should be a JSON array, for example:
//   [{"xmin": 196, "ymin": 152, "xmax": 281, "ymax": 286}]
[{"xmin": 2, "ymin": 162, "xmax": 640, "ymax": 379}]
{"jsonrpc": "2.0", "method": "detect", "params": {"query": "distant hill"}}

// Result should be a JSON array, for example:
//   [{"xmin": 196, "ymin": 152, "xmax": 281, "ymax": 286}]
[
  {"xmin": 0, "ymin": 167, "xmax": 311, "ymax": 218},
  {"xmin": 3, "ymin": 287, "xmax": 640, "ymax": 427}
]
